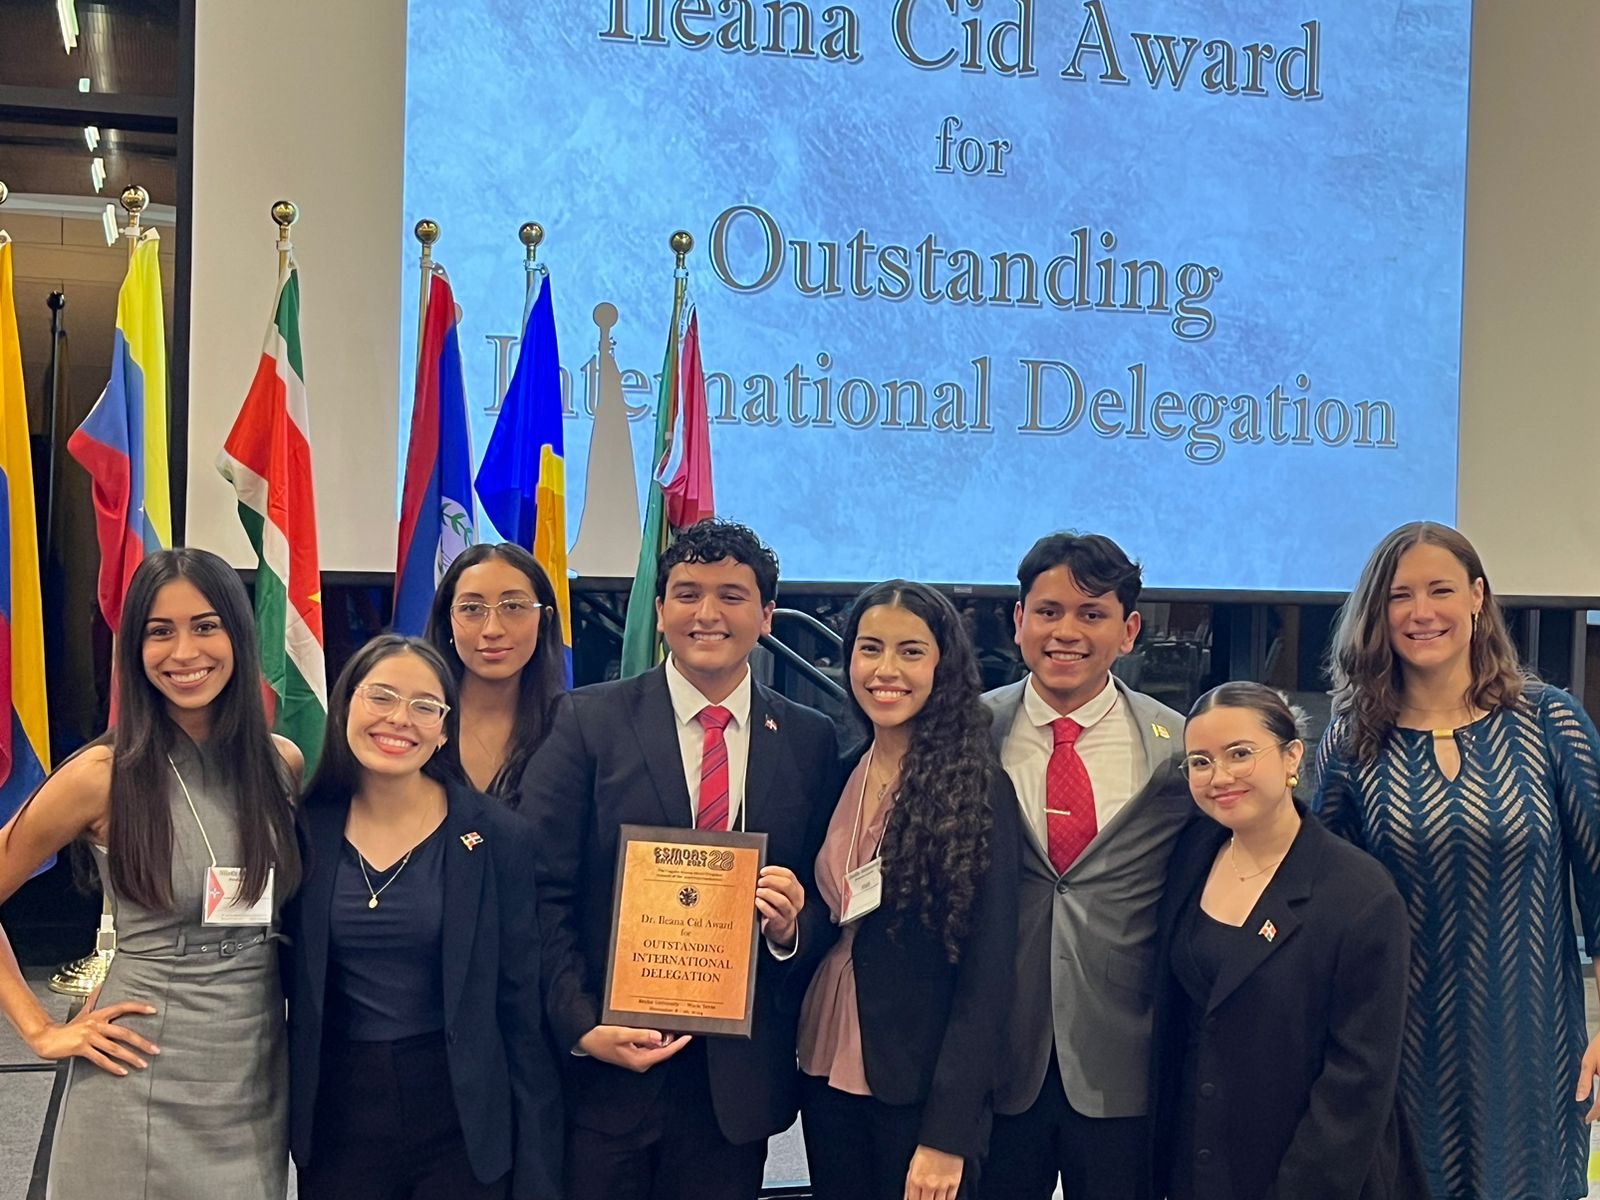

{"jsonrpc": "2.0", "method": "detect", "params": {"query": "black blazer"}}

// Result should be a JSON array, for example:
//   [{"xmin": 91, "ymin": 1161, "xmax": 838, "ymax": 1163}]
[
  {"xmin": 818, "ymin": 750, "xmax": 1021, "ymax": 1159},
  {"xmin": 284, "ymin": 781, "xmax": 563, "ymax": 1200},
  {"xmin": 521, "ymin": 665, "xmax": 841, "ymax": 1146},
  {"xmin": 1150, "ymin": 810, "xmax": 1430, "ymax": 1200}
]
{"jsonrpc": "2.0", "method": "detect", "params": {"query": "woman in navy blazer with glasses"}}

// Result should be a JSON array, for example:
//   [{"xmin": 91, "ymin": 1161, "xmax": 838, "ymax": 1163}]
[{"xmin": 284, "ymin": 634, "xmax": 562, "ymax": 1200}]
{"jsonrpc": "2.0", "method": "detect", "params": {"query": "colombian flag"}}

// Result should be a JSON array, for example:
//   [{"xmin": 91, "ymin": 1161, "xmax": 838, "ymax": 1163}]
[
  {"xmin": 475, "ymin": 272, "xmax": 572, "ymax": 682},
  {"xmin": 67, "ymin": 232, "xmax": 171, "ymax": 636},
  {"xmin": 394, "ymin": 269, "xmax": 474, "ymax": 634},
  {"xmin": 0, "ymin": 235, "xmax": 50, "ymax": 827}
]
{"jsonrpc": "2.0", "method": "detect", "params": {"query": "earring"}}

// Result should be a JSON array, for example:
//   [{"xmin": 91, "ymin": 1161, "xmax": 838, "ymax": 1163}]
[
  {"xmin": 1287, "ymin": 772, "xmax": 1300, "ymax": 789},
  {"xmin": 1472, "ymin": 611, "xmax": 1480, "ymax": 635}
]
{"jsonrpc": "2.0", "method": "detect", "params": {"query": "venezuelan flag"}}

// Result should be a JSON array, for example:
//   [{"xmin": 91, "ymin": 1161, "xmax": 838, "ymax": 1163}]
[
  {"xmin": 475, "ymin": 272, "xmax": 571, "ymax": 682},
  {"xmin": 67, "ymin": 232, "xmax": 171, "ymax": 635},
  {"xmin": 0, "ymin": 235, "xmax": 51, "ymax": 826}
]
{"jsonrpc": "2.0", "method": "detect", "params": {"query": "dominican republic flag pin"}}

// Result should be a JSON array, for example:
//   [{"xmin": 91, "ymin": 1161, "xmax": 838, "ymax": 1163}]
[
  {"xmin": 460, "ymin": 831, "xmax": 483, "ymax": 851},
  {"xmin": 1258, "ymin": 919, "xmax": 1277, "ymax": 942},
  {"xmin": 765, "ymin": 715, "xmax": 778, "ymax": 732}
]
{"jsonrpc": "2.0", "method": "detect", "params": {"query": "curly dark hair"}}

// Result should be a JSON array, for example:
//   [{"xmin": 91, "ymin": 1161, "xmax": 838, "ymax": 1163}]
[
  {"xmin": 657, "ymin": 518, "xmax": 779, "ymax": 605},
  {"xmin": 842, "ymin": 580, "xmax": 996, "ymax": 963}
]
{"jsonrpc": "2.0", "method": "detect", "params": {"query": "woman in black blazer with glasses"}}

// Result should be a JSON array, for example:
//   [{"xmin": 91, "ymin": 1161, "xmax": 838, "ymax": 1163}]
[{"xmin": 284, "ymin": 634, "xmax": 562, "ymax": 1200}]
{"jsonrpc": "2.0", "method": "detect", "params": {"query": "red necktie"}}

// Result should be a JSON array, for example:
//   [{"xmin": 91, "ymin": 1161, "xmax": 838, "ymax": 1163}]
[
  {"xmin": 697, "ymin": 705, "xmax": 733, "ymax": 832},
  {"xmin": 1046, "ymin": 717, "xmax": 1097, "ymax": 874}
]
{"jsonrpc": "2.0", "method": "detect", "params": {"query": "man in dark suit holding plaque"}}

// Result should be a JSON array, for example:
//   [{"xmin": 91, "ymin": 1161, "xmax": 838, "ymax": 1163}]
[
  {"xmin": 523, "ymin": 519, "xmax": 839, "ymax": 1200},
  {"xmin": 981, "ymin": 532, "xmax": 1193, "ymax": 1200}
]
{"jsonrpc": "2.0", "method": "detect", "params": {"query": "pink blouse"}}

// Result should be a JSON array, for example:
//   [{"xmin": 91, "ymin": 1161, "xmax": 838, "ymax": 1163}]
[{"xmin": 797, "ymin": 754, "xmax": 896, "ymax": 1095}]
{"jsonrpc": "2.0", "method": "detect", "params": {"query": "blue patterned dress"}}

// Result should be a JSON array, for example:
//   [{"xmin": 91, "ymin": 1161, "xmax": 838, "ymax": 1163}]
[{"xmin": 1313, "ymin": 684, "xmax": 1600, "ymax": 1200}]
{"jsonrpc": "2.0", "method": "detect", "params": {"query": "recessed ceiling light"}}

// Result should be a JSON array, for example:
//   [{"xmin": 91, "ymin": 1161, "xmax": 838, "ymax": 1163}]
[
  {"xmin": 91, "ymin": 158, "xmax": 106, "ymax": 192},
  {"xmin": 102, "ymin": 204, "xmax": 118, "ymax": 247},
  {"xmin": 57, "ymin": 0, "xmax": 79, "ymax": 52},
  {"xmin": 83, "ymin": 125, "xmax": 99, "ymax": 151}
]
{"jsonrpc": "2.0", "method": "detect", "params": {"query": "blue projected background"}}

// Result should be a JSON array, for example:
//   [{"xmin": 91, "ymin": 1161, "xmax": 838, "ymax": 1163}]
[{"xmin": 402, "ymin": 0, "xmax": 1472, "ymax": 590}]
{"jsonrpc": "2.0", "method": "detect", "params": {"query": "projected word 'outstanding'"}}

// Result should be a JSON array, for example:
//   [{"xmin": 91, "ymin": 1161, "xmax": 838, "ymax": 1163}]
[{"xmin": 710, "ymin": 208, "xmax": 1222, "ymax": 344}]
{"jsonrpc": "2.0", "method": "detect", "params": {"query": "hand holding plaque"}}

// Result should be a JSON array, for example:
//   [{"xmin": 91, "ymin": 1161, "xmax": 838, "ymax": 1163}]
[{"xmin": 602, "ymin": 825, "xmax": 769, "ymax": 1038}]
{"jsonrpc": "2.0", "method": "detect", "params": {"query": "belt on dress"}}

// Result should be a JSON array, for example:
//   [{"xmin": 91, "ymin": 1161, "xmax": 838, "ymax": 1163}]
[{"xmin": 168, "ymin": 930, "xmax": 280, "ymax": 958}]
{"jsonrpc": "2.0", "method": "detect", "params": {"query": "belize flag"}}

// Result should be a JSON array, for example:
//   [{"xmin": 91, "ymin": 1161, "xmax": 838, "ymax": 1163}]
[
  {"xmin": 474, "ymin": 271, "xmax": 572, "ymax": 683},
  {"xmin": 394, "ymin": 268, "xmax": 474, "ymax": 634},
  {"xmin": 67, "ymin": 231, "xmax": 171, "ymax": 636},
  {"xmin": 0, "ymin": 233, "xmax": 50, "ymax": 833}
]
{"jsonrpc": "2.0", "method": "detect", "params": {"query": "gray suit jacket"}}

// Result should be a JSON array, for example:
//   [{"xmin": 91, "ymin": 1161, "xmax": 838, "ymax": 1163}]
[{"xmin": 984, "ymin": 675, "xmax": 1192, "ymax": 1120}]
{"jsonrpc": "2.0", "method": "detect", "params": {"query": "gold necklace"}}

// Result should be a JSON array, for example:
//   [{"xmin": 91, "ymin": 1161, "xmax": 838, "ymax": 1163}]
[
  {"xmin": 1228, "ymin": 838, "xmax": 1286, "ymax": 883},
  {"xmin": 356, "ymin": 847, "xmax": 414, "ymax": 910}
]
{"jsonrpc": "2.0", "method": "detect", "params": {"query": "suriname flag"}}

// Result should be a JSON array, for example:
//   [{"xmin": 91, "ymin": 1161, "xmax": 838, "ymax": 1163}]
[{"xmin": 218, "ymin": 254, "xmax": 328, "ymax": 771}]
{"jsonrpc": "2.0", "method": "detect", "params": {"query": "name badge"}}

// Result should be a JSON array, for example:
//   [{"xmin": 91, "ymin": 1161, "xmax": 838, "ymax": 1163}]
[
  {"xmin": 841, "ymin": 857, "xmax": 883, "ymax": 924},
  {"xmin": 203, "ymin": 866, "xmax": 275, "ymax": 926}
]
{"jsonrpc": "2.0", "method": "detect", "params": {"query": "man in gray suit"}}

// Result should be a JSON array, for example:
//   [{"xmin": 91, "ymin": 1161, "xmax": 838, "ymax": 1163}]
[{"xmin": 980, "ymin": 532, "xmax": 1192, "ymax": 1200}]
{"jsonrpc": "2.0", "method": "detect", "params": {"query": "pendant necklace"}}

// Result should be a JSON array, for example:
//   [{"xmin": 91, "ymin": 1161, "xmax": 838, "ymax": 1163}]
[
  {"xmin": 357, "ymin": 847, "xmax": 414, "ymax": 910},
  {"xmin": 1228, "ymin": 838, "xmax": 1285, "ymax": 883}
]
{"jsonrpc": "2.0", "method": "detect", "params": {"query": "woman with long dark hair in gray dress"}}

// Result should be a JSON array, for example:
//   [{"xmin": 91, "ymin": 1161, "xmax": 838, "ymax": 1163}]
[{"xmin": 0, "ymin": 548, "xmax": 303, "ymax": 1199}]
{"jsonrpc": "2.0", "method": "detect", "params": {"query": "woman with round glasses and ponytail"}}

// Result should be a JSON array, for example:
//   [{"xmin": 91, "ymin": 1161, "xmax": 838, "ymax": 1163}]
[
  {"xmin": 1150, "ymin": 683, "xmax": 1425, "ymax": 1200},
  {"xmin": 0, "ymin": 548, "xmax": 302, "ymax": 1200},
  {"xmin": 285, "ymin": 634, "xmax": 562, "ymax": 1199},
  {"xmin": 1314, "ymin": 521, "xmax": 1600, "ymax": 1200},
  {"xmin": 424, "ymin": 544, "xmax": 566, "ymax": 800}
]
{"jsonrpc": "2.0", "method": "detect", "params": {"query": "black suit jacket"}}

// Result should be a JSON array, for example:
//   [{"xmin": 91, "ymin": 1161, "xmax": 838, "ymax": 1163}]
[
  {"xmin": 284, "ymin": 781, "xmax": 563, "ymax": 1200},
  {"xmin": 1150, "ymin": 811, "xmax": 1430, "ymax": 1200},
  {"xmin": 522, "ymin": 665, "xmax": 840, "ymax": 1145},
  {"xmin": 820, "ymin": 750, "xmax": 1021, "ymax": 1159}
]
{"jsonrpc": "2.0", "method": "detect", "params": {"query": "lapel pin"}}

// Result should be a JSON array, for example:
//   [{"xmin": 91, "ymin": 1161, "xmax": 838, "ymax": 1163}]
[
  {"xmin": 1152, "ymin": 723, "xmax": 1170, "ymax": 739},
  {"xmin": 1258, "ymin": 919, "xmax": 1277, "ymax": 942},
  {"xmin": 765, "ymin": 715, "xmax": 778, "ymax": 732},
  {"xmin": 460, "ymin": 831, "xmax": 483, "ymax": 851}
]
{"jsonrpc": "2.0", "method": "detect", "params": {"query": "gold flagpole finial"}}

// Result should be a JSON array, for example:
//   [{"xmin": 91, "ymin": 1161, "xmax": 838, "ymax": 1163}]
[
  {"xmin": 670, "ymin": 229, "xmax": 693, "ymax": 270},
  {"xmin": 0, "ymin": 182, "xmax": 9, "ymax": 206},
  {"xmin": 271, "ymin": 199, "xmax": 299, "ymax": 232},
  {"xmin": 271, "ymin": 200, "xmax": 298, "ymax": 270},
  {"xmin": 120, "ymin": 184, "xmax": 150, "ymax": 259},
  {"xmin": 415, "ymin": 219, "xmax": 441, "ymax": 253}
]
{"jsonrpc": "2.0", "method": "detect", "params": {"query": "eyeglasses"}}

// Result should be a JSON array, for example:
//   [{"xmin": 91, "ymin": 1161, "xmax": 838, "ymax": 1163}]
[
  {"xmin": 450, "ymin": 597, "xmax": 543, "ymax": 626},
  {"xmin": 1181, "ymin": 742, "xmax": 1285, "ymax": 783},
  {"xmin": 355, "ymin": 684, "xmax": 450, "ymax": 728}
]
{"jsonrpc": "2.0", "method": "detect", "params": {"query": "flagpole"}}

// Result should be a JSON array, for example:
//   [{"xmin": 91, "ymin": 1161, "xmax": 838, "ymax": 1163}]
[
  {"xmin": 119, "ymin": 184, "xmax": 148, "ymax": 257},
  {"xmin": 271, "ymin": 199, "xmax": 298, "ymax": 271},
  {"xmin": 519, "ymin": 221, "xmax": 545, "ymax": 330},
  {"xmin": 415, "ymin": 219, "xmax": 440, "ymax": 364}
]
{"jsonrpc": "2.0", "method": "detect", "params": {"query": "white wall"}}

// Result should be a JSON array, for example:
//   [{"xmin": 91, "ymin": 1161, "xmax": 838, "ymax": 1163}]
[
  {"xmin": 189, "ymin": 2, "xmax": 1600, "ymax": 595},
  {"xmin": 1456, "ymin": 0, "xmax": 1600, "ymax": 598},
  {"xmin": 189, "ymin": 0, "xmax": 406, "ymax": 572}
]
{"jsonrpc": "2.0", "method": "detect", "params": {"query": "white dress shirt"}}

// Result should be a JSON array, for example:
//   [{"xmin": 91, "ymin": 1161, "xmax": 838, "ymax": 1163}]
[
  {"xmin": 662, "ymin": 657, "xmax": 794, "ymax": 961},
  {"xmin": 1001, "ymin": 674, "xmax": 1139, "ymax": 853},
  {"xmin": 664, "ymin": 655, "xmax": 754, "ymax": 831}
]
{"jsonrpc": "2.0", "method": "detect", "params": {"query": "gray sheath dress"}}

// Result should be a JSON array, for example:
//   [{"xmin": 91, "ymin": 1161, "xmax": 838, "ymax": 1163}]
[{"xmin": 46, "ymin": 738, "xmax": 288, "ymax": 1200}]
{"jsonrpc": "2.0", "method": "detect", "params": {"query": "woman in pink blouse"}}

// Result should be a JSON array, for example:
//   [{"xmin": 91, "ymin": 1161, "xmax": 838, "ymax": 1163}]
[{"xmin": 798, "ymin": 580, "xmax": 1021, "ymax": 1200}]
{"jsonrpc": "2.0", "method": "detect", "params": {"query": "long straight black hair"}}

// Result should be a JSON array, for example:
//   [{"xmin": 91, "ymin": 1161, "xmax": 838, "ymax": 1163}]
[
  {"xmin": 109, "ymin": 548, "xmax": 299, "ymax": 910},
  {"xmin": 302, "ymin": 634, "xmax": 466, "ymax": 808},
  {"xmin": 422, "ymin": 543, "xmax": 565, "ymax": 800}
]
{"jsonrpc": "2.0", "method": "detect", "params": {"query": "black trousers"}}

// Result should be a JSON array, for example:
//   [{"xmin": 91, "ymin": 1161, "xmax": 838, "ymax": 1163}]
[
  {"xmin": 563, "ymin": 1039, "xmax": 768, "ymax": 1200},
  {"xmin": 800, "ymin": 1073, "xmax": 979, "ymax": 1200},
  {"xmin": 980, "ymin": 1055, "xmax": 1152, "ymax": 1200},
  {"xmin": 299, "ymin": 1031, "xmax": 508, "ymax": 1200}
]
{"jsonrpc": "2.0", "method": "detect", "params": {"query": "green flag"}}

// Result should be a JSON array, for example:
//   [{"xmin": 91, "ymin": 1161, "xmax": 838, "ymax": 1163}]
[{"xmin": 619, "ymin": 311, "xmax": 680, "ymax": 677}]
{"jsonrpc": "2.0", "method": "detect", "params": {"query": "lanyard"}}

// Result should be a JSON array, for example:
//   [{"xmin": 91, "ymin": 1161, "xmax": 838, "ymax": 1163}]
[
  {"xmin": 167, "ymin": 754, "xmax": 219, "ymax": 868},
  {"xmin": 847, "ymin": 747, "xmax": 894, "ymax": 873}
]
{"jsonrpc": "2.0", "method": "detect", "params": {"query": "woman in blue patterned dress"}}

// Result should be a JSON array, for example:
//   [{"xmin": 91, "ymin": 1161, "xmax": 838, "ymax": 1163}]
[{"xmin": 1313, "ymin": 521, "xmax": 1600, "ymax": 1200}]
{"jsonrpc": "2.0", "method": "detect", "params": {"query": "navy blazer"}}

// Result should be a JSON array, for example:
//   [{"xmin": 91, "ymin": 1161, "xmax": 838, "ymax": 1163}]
[
  {"xmin": 284, "ymin": 780, "xmax": 563, "ymax": 1200},
  {"xmin": 1150, "ymin": 810, "xmax": 1430, "ymax": 1200},
  {"xmin": 522, "ymin": 665, "xmax": 840, "ymax": 1146},
  {"xmin": 813, "ymin": 748, "xmax": 1021, "ymax": 1159}
]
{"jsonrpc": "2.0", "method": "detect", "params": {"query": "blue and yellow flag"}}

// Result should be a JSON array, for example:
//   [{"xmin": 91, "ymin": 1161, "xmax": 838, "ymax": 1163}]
[
  {"xmin": 475, "ymin": 273, "xmax": 571, "ymax": 682},
  {"xmin": 0, "ymin": 236, "xmax": 51, "ymax": 827}
]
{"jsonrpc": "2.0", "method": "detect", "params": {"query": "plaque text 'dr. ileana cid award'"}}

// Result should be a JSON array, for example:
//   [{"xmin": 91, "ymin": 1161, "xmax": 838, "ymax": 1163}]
[{"xmin": 602, "ymin": 825, "xmax": 768, "ymax": 1038}]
